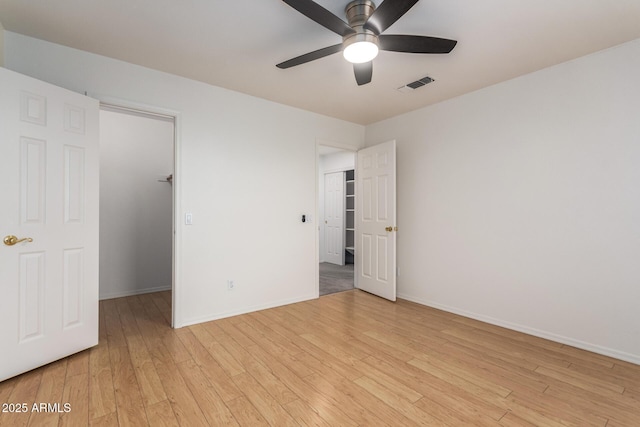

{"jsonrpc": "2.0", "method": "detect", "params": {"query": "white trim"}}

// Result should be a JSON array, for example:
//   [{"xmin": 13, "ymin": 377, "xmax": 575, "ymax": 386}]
[
  {"xmin": 100, "ymin": 285, "xmax": 172, "ymax": 301},
  {"xmin": 313, "ymin": 142, "xmax": 320, "ymax": 297},
  {"xmin": 92, "ymin": 94, "xmax": 182, "ymax": 328},
  {"xmin": 178, "ymin": 294, "xmax": 318, "ymax": 328},
  {"xmin": 397, "ymin": 292, "xmax": 640, "ymax": 366},
  {"xmin": 316, "ymin": 138, "xmax": 363, "ymax": 152},
  {"xmin": 323, "ymin": 165, "xmax": 354, "ymax": 174}
]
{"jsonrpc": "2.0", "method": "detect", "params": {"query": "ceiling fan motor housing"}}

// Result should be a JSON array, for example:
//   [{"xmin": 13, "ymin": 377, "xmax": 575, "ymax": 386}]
[
  {"xmin": 343, "ymin": 0, "xmax": 379, "ymax": 49},
  {"xmin": 345, "ymin": 0, "xmax": 376, "ymax": 27}
]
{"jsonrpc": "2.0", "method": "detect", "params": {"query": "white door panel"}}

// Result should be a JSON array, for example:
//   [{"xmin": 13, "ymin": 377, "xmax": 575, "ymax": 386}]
[
  {"xmin": 0, "ymin": 68, "xmax": 100, "ymax": 381},
  {"xmin": 324, "ymin": 171, "xmax": 345, "ymax": 265},
  {"xmin": 356, "ymin": 141, "xmax": 396, "ymax": 301}
]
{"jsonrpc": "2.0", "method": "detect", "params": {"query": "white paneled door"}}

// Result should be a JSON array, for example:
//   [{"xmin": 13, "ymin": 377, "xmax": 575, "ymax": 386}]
[
  {"xmin": 356, "ymin": 141, "xmax": 397, "ymax": 301},
  {"xmin": 324, "ymin": 171, "xmax": 345, "ymax": 265},
  {"xmin": 0, "ymin": 68, "xmax": 100, "ymax": 381}
]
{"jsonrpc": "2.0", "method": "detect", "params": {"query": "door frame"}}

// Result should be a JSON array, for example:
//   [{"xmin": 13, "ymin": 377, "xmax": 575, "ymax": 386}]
[
  {"xmin": 93, "ymin": 95, "xmax": 181, "ymax": 328},
  {"xmin": 315, "ymin": 140, "xmax": 358, "ymax": 295}
]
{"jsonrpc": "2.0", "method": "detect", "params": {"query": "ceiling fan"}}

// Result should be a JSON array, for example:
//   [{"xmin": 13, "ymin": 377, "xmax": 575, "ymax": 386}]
[{"xmin": 276, "ymin": 0, "xmax": 457, "ymax": 86}]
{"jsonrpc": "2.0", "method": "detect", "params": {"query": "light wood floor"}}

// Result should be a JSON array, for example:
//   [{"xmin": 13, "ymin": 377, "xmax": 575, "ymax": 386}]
[{"xmin": 1, "ymin": 290, "xmax": 639, "ymax": 426}]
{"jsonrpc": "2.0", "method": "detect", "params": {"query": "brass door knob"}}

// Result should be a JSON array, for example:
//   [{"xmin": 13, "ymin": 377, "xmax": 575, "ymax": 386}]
[
  {"xmin": 3, "ymin": 235, "xmax": 33, "ymax": 246},
  {"xmin": 385, "ymin": 226, "xmax": 393, "ymax": 232}
]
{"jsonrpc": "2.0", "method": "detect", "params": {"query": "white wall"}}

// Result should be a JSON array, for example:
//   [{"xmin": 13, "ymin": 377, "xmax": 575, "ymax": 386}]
[
  {"xmin": 99, "ymin": 108, "xmax": 174, "ymax": 299},
  {"xmin": 318, "ymin": 150, "xmax": 355, "ymax": 262},
  {"xmin": 366, "ymin": 38, "xmax": 640, "ymax": 364},
  {"xmin": 5, "ymin": 32, "xmax": 365, "ymax": 327}
]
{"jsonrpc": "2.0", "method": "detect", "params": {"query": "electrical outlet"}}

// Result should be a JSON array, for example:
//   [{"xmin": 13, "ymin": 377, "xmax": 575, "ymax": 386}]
[{"xmin": 227, "ymin": 280, "xmax": 234, "ymax": 290}]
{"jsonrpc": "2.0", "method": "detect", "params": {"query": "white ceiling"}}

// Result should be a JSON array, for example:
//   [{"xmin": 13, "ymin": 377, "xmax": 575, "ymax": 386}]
[{"xmin": 1, "ymin": 0, "xmax": 640, "ymax": 124}]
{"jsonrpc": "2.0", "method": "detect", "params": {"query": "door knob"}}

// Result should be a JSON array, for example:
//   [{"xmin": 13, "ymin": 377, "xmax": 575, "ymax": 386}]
[
  {"xmin": 3, "ymin": 235, "xmax": 33, "ymax": 246},
  {"xmin": 385, "ymin": 226, "xmax": 393, "ymax": 232}
]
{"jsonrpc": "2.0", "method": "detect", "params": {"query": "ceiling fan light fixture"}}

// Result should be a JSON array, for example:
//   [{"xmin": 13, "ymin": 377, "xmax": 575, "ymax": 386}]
[
  {"xmin": 343, "ymin": 33, "xmax": 379, "ymax": 63},
  {"xmin": 343, "ymin": 41, "xmax": 379, "ymax": 63}
]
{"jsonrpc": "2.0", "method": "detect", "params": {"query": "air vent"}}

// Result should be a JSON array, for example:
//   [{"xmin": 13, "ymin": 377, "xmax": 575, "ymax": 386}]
[{"xmin": 397, "ymin": 75, "xmax": 435, "ymax": 93}]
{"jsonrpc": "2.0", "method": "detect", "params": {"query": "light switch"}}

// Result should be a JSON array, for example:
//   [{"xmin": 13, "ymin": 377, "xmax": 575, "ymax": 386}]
[{"xmin": 185, "ymin": 213, "xmax": 193, "ymax": 225}]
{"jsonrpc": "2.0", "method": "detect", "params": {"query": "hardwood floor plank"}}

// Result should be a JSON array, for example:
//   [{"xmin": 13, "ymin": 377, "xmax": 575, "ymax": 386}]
[
  {"xmin": 442, "ymin": 327, "xmax": 572, "ymax": 369},
  {"xmin": 612, "ymin": 360, "xmax": 640, "ymax": 381},
  {"xmin": 117, "ymin": 402, "xmax": 150, "ymax": 427},
  {"xmin": 354, "ymin": 375, "xmax": 445, "ymax": 425},
  {"xmin": 500, "ymin": 398, "xmax": 583, "ymax": 427},
  {"xmin": 303, "ymin": 371, "xmax": 411, "ymax": 426},
  {"xmin": 88, "ymin": 343, "xmax": 116, "ymax": 420},
  {"xmin": 137, "ymin": 294, "xmax": 190, "ymax": 364},
  {"xmin": 507, "ymin": 390, "xmax": 607, "ymax": 427},
  {"xmin": 246, "ymin": 312, "xmax": 307, "ymax": 356},
  {"xmin": 144, "ymin": 400, "xmax": 180, "ymax": 427},
  {"xmin": 225, "ymin": 396, "xmax": 269, "ymax": 426},
  {"xmin": 149, "ymin": 292, "xmax": 172, "ymax": 325},
  {"xmin": 65, "ymin": 351, "xmax": 89, "ymax": 379},
  {"xmin": 544, "ymin": 383, "xmax": 640, "ymax": 426},
  {"xmin": 282, "ymin": 399, "xmax": 334, "ymax": 427},
  {"xmin": 173, "ymin": 327, "xmax": 243, "ymax": 402},
  {"xmin": 567, "ymin": 361, "xmax": 640, "ymax": 390},
  {"xmin": 200, "ymin": 336, "xmax": 246, "ymax": 377},
  {"xmin": 430, "ymin": 342, "xmax": 549, "ymax": 395},
  {"xmin": 59, "ymin": 372, "xmax": 89, "ymax": 427},
  {"xmin": 364, "ymin": 353, "xmax": 509, "ymax": 421},
  {"xmin": 0, "ymin": 376, "xmax": 19, "ymax": 411},
  {"xmin": 102, "ymin": 298, "xmax": 127, "ymax": 348},
  {"xmin": 231, "ymin": 372, "xmax": 297, "ymax": 426},
  {"xmin": 408, "ymin": 356, "xmax": 511, "ymax": 402},
  {"xmin": 109, "ymin": 346, "xmax": 144, "ymax": 411},
  {"xmin": 499, "ymin": 411, "xmax": 541, "ymax": 426},
  {"xmin": 3, "ymin": 290, "xmax": 639, "ymax": 427},
  {"xmin": 246, "ymin": 344, "xmax": 359, "ymax": 426},
  {"xmin": 293, "ymin": 346, "xmax": 408, "ymax": 426},
  {"xmin": 624, "ymin": 387, "xmax": 640, "ymax": 400},
  {"xmin": 128, "ymin": 335, "xmax": 168, "ymax": 407},
  {"xmin": 1, "ymin": 370, "xmax": 42, "ymax": 427},
  {"xmin": 413, "ymin": 396, "xmax": 503, "ymax": 427},
  {"xmin": 88, "ymin": 412, "xmax": 119, "ymax": 426},
  {"xmin": 176, "ymin": 359, "xmax": 239, "ymax": 426},
  {"xmin": 27, "ymin": 359, "xmax": 68, "ymax": 427},
  {"xmin": 243, "ymin": 357, "xmax": 298, "ymax": 406},
  {"xmin": 535, "ymin": 365, "xmax": 625, "ymax": 396},
  {"xmin": 151, "ymin": 358, "xmax": 208, "ymax": 427}
]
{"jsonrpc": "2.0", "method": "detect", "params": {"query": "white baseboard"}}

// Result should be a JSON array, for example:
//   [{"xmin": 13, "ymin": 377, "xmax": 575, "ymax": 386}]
[
  {"xmin": 177, "ymin": 293, "xmax": 318, "ymax": 328},
  {"xmin": 397, "ymin": 292, "xmax": 640, "ymax": 366},
  {"xmin": 99, "ymin": 285, "xmax": 172, "ymax": 301}
]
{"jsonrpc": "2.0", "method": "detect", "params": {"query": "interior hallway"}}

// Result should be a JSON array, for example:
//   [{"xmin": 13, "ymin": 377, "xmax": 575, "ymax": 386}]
[{"xmin": 319, "ymin": 262, "xmax": 354, "ymax": 296}]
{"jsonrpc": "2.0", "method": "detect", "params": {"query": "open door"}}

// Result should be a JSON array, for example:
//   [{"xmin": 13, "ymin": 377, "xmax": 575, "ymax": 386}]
[
  {"xmin": 324, "ymin": 171, "xmax": 345, "ymax": 265},
  {"xmin": 0, "ymin": 68, "xmax": 100, "ymax": 381},
  {"xmin": 356, "ymin": 140, "xmax": 397, "ymax": 301}
]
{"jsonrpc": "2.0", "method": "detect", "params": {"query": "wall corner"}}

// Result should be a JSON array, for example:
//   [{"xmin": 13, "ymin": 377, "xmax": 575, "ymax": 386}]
[{"xmin": 0, "ymin": 22, "xmax": 5, "ymax": 67}]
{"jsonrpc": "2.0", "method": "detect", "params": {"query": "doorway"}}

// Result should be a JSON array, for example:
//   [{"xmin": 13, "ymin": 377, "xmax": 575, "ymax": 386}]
[
  {"xmin": 318, "ymin": 145, "xmax": 356, "ymax": 296},
  {"xmin": 98, "ymin": 104, "xmax": 176, "ymax": 323}
]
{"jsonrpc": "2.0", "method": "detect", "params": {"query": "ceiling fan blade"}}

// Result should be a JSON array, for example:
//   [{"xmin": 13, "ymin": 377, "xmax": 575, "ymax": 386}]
[
  {"xmin": 378, "ymin": 34, "xmax": 457, "ymax": 53},
  {"xmin": 276, "ymin": 44, "xmax": 343, "ymax": 69},
  {"xmin": 354, "ymin": 62, "xmax": 373, "ymax": 86},
  {"xmin": 283, "ymin": 0, "xmax": 355, "ymax": 36},
  {"xmin": 364, "ymin": 0, "xmax": 420, "ymax": 34}
]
